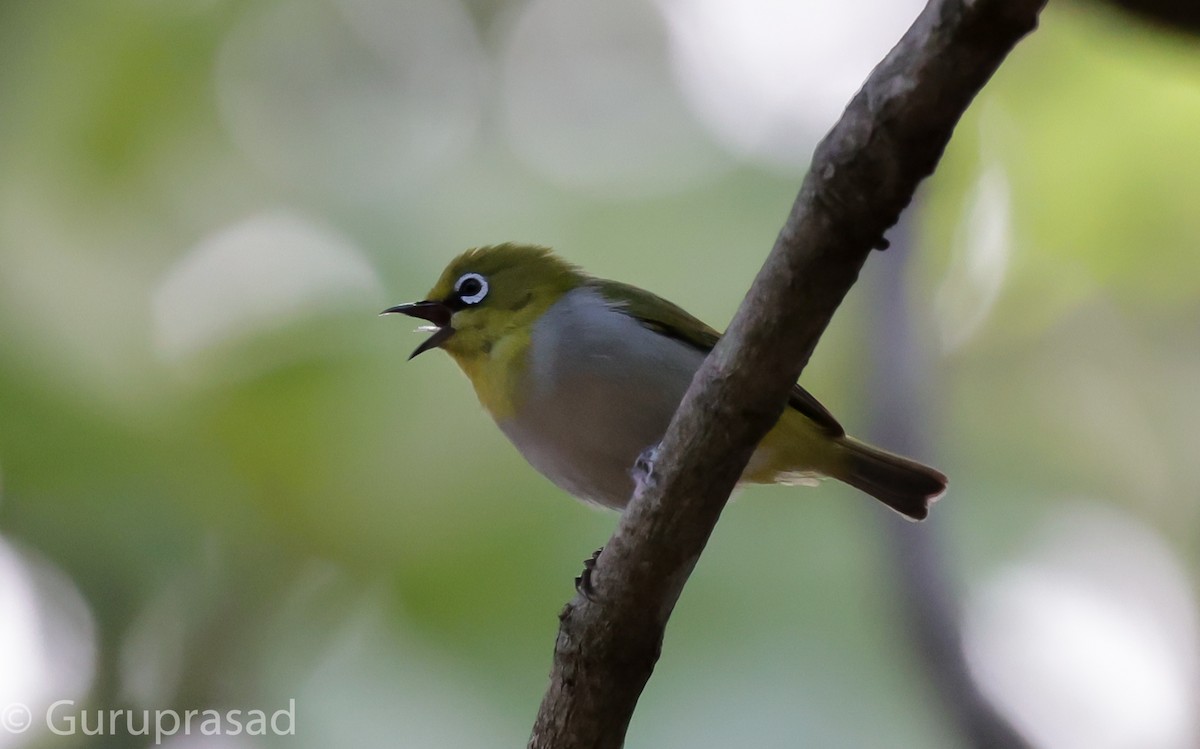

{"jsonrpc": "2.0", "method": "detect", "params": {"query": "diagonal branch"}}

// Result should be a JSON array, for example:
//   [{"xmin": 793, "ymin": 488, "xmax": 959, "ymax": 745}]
[{"xmin": 529, "ymin": 1, "xmax": 1047, "ymax": 747}]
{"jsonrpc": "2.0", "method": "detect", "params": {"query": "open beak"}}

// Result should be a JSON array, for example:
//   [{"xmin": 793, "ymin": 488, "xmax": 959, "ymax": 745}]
[{"xmin": 380, "ymin": 300, "xmax": 455, "ymax": 360}]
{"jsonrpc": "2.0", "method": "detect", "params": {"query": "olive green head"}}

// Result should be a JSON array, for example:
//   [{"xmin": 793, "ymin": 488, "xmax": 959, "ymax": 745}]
[{"xmin": 382, "ymin": 243, "xmax": 587, "ymax": 361}]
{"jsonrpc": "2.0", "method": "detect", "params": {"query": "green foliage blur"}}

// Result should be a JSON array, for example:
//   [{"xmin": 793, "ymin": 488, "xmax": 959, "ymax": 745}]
[{"xmin": 1, "ymin": 1, "xmax": 1198, "ymax": 747}]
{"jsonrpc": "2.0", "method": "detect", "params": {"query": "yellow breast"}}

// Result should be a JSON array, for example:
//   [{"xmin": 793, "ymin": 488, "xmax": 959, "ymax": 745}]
[{"xmin": 447, "ymin": 329, "xmax": 532, "ymax": 421}]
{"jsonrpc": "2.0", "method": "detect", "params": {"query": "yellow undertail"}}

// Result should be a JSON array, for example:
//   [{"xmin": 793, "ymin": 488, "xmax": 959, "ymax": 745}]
[{"xmin": 746, "ymin": 410, "xmax": 946, "ymax": 520}]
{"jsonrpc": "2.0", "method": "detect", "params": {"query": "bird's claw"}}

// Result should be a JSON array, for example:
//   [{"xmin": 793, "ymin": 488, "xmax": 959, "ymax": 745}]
[
  {"xmin": 632, "ymin": 444, "xmax": 660, "ymax": 498},
  {"xmin": 574, "ymin": 547, "xmax": 604, "ymax": 602}
]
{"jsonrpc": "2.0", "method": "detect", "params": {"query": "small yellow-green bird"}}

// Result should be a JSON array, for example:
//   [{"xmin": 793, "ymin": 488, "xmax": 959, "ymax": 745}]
[{"xmin": 384, "ymin": 244, "xmax": 946, "ymax": 519}]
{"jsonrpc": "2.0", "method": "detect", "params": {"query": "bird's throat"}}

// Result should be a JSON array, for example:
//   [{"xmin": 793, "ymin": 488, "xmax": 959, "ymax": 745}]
[{"xmin": 448, "ymin": 331, "xmax": 531, "ymax": 421}]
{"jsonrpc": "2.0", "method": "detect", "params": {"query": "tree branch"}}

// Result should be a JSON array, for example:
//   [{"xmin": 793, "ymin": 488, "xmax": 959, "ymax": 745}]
[
  {"xmin": 529, "ymin": 1, "xmax": 1047, "ymax": 747},
  {"xmin": 1097, "ymin": 0, "xmax": 1200, "ymax": 37},
  {"xmin": 866, "ymin": 217, "xmax": 1033, "ymax": 749}
]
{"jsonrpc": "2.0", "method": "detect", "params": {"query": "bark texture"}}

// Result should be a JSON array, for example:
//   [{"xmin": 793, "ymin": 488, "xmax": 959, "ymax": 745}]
[{"xmin": 529, "ymin": 1, "xmax": 1048, "ymax": 747}]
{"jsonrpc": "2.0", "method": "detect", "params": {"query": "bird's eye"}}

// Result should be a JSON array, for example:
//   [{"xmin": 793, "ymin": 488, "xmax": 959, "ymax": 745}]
[{"xmin": 454, "ymin": 272, "xmax": 489, "ymax": 305}]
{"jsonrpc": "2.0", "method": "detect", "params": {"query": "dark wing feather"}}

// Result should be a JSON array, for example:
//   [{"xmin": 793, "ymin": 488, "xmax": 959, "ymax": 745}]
[{"xmin": 590, "ymin": 279, "xmax": 845, "ymax": 437}]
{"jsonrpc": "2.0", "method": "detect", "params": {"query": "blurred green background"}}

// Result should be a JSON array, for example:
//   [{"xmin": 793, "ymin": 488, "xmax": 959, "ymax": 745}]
[{"xmin": 1, "ymin": 1, "xmax": 1198, "ymax": 747}]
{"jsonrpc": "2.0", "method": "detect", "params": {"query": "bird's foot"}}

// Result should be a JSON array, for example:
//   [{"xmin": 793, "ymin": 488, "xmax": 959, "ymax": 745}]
[
  {"xmin": 574, "ymin": 547, "xmax": 604, "ymax": 602},
  {"xmin": 632, "ymin": 444, "xmax": 660, "ymax": 498}
]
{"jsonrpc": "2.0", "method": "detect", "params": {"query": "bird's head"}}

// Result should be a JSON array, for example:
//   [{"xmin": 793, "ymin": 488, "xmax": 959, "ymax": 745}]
[{"xmin": 383, "ymin": 243, "xmax": 585, "ymax": 362}]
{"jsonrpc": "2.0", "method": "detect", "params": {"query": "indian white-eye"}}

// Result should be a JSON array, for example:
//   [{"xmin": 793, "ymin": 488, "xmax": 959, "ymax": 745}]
[{"xmin": 384, "ymin": 244, "xmax": 946, "ymax": 519}]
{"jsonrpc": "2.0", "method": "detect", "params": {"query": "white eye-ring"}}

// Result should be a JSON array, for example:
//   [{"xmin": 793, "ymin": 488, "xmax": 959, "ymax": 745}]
[{"xmin": 455, "ymin": 272, "xmax": 489, "ymax": 305}]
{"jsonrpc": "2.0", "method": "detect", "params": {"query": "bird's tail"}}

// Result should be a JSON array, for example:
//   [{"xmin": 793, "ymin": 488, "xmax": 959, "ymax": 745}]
[{"xmin": 831, "ymin": 437, "xmax": 947, "ymax": 521}]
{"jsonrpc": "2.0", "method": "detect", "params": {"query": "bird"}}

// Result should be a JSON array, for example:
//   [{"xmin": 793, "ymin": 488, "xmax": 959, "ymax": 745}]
[{"xmin": 383, "ymin": 243, "xmax": 946, "ymax": 520}]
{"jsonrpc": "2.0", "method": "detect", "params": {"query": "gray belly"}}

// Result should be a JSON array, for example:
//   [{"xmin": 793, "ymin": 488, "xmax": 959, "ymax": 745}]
[{"xmin": 497, "ymin": 288, "xmax": 704, "ymax": 509}]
